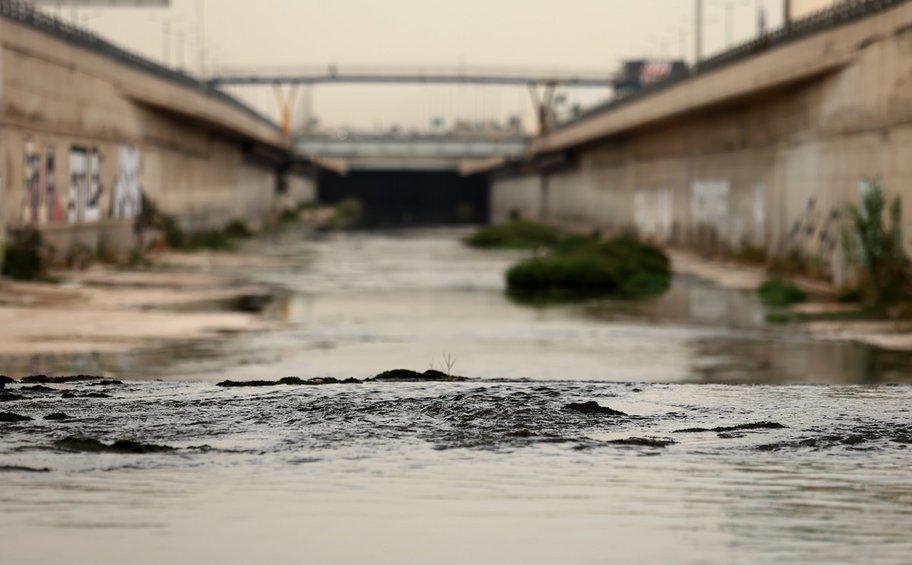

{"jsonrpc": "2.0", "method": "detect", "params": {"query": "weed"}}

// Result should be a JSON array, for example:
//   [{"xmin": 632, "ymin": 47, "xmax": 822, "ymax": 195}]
[
  {"xmin": 464, "ymin": 219, "xmax": 560, "ymax": 249},
  {"xmin": 1, "ymin": 228, "xmax": 46, "ymax": 281},
  {"xmin": 441, "ymin": 353, "xmax": 456, "ymax": 376},
  {"xmin": 757, "ymin": 278, "xmax": 807, "ymax": 308},
  {"xmin": 843, "ymin": 180, "xmax": 911, "ymax": 309},
  {"xmin": 324, "ymin": 198, "xmax": 363, "ymax": 230},
  {"xmin": 279, "ymin": 208, "xmax": 299, "ymax": 223},
  {"xmin": 223, "ymin": 220, "xmax": 253, "ymax": 239}
]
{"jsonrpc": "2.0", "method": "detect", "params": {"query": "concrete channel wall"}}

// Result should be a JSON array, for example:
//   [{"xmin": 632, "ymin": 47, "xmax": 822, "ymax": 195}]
[
  {"xmin": 0, "ymin": 6, "xmax": 314, "ymax": 263},
  {"xmin": 491, "ymin": 1, "xmax": 912, "ymax": 284}
]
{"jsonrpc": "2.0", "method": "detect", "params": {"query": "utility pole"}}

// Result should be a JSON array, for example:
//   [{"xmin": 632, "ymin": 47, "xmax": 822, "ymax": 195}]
[
  {"xmin": 196, "ymin": 0, "xmax": 205, "ymax": 77},
  {"xmin": 783, "ymin": 0, "xmax": 792, "ymax": 31},
  {"xmin": 162, "ymin": 19, "xmax": 171, "ymax": 66},
  {"xmin": 694, "ymin": 0, "xmax": 703, "ymax": 66},
  {"xmin": 176, "ymin": 28, "xmax": 185, "ymax": 70}
]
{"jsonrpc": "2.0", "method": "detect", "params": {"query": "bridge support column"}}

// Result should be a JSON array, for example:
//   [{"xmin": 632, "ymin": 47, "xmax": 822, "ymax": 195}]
[
  {"xmin": 528, "ymin": 82, "xmax": 558, "ymax": 136},
  {"xmin": 272, "ymin": 84, "xmax": 301, "ymax": 135}
]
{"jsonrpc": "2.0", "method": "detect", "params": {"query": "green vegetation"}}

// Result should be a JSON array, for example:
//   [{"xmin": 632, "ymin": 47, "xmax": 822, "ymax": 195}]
[
  {"xmin": 756, "ymin": 278, "xmax": 807, "ymax": 308},
  {"xmin": 844, "ymin": 180, "xmax": 911, "ymax": 310},
  {"xmin": 506, "ymin": 236, "xmax": 671, "ymax": 301},
  {"xmin": 223, "ymin": 219, "xmax": 253, "ymax": 239},
  {"xmin": 464, "ymin": 219, "xmax": 560, "ymax": 249},
  {"xmin": 323, "ymin": 198, "xmax": 363, "ymax": 230},
  {"xmin": 1, "ymin": 228, "xmax": 46, "ymax": 281},
  {"xmin": 160, "ymin": 216, "xmax": 243, "ymax": 252},
  {"xmin": 279, "ymin": 208, "xmax": 300, "ymax": 223}
]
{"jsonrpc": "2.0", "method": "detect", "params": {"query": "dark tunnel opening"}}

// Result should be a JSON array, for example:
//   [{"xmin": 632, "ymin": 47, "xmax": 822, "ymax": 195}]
[{"xmin": 317, "ymin": 169, "xmax": 490, "ymax": 227}]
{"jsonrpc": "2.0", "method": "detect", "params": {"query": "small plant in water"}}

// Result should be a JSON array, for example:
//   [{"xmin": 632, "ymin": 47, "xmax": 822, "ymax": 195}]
[{"xmin": 441, "ymin": 352, "xmax": 456, "ymax": 376}]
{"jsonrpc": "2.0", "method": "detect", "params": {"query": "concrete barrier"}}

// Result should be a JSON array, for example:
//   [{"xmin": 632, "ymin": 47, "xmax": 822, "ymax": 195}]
[{"xmin": 0, "ymin": 2, "xmax": 314, "ymax": 264}]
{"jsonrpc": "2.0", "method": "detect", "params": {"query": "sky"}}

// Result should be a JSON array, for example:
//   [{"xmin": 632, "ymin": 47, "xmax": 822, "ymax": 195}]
[{"xmin": 39, "ymin": 0, "xmax": 834, "ymax": 132}]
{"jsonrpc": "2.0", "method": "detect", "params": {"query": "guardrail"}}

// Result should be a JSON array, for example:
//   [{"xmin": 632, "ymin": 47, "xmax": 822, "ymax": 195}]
[
  {"xmin": 559, "ymin": 0, "xmax": 910, "ymax": 132},
  {"xmin": 0, "ymin": 0, "xmax": 278, "ymax": 131}
]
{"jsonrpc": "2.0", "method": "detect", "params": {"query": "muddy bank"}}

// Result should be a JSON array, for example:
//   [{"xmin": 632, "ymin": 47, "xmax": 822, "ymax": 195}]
[
  {"xmin": 0, "ymin": 251, "xmax": 285, "ymax": 372},
  {"xmin": 668, "ymin": 248, "xmax": 912, "ymax": 351}
]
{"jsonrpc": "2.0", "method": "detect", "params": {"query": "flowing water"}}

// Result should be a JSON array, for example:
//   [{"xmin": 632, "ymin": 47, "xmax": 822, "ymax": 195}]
[{"xmin": 2, "ymin": 228, "xmax": 911, "ymax": 564}]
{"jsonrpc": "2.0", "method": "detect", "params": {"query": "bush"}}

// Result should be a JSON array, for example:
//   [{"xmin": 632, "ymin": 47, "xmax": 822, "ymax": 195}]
[
  {"xmin": 506, "ymin": 236, "xmax": 671, "ymax": 300},
  {"xmin": 844, "ymin": 180, "xmax": 911, "ymax": 309},
  {"xmin": 160, "ymin": 217, "xmax": 236, "ymax": 251},
  {"xmin": 1, "ymin": 228, "xmax": 46, "ymax": 281},
  {"xmin": 186, "ymin": 230, "xmax": 234, "ymax": 251},
  {"xmin": 757, "ymin": 278, "xmax": 807, "ymax": 308},
  {"xmin": 324, "ymin": 198, "xmax": 363, "ymax": 230},
  {"xmin": 465, "ymin": 219, "xmax": 560, "ymax": 249},
  {"xmin": 279, "ymin": 208, "xmax": 299, "ymax": 223},
  {"xmin": 223, "ymin": 220, "xmax": 253, "ymax": 239},
  {"xmin": 161, "ymin": 216, "xmax": 186, "ymax": 249}
]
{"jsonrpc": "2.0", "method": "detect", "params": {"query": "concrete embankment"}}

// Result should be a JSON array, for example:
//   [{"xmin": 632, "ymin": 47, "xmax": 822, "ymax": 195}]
[
  {"xmin": 490, "ymin": 1, "xmax": 912, "ymax": 286},
  {"xmin": 0, "ymin": 3, "xmax": 315, "ymax": 265}
]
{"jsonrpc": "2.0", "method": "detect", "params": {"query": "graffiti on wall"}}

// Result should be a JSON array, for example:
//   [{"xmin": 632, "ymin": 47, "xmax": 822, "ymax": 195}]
[
  {"xmin": 86, "ymin": 150, "xmax": 102, "ymax": 222},
  {"xmin": 68, "ymin": 147, "xmax": 103, "ymax": 223},
  {"xmin": 690, "ymin": 179, "xmax": 731, "ymax": 247},
  {"xmin": 45, "ymin": 146, "xmax": 66, "ymax": 223},
  {"xmin": 753, "ymin": 184, "xmax": 766, "ymax": 246},
  {"xmin": 787, "ymin": 195, "xmax": 842, "ymax": 258},
  {"xmin": 110, "ymin": 145, "xmax": 142, "ymax": 219},
  {"xmin": 68, "ymin": 148, "xmax": 85, "ymax": 223},
  {"xmin": 21, "ymin": 142, "xmax": 41, "ymax": 225},
  {"xmin": 20, "ymin": 143, "xmax": 66, "ymax": 226},
  {"xmin": 634, "ymin": 187, "xmax": 674, "ymax": 242}
]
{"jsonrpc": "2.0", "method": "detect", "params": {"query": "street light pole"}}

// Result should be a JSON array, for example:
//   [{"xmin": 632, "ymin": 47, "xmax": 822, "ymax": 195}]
[{"xmin": 694, "ymin": 0, "xmax": 703, "ymax": 66}]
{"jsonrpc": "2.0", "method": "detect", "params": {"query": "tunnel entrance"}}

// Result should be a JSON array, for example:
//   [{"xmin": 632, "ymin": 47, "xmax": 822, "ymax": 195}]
[{"xmin": 317, "ymin": 169, "xmax": 489, "ymax": 227}]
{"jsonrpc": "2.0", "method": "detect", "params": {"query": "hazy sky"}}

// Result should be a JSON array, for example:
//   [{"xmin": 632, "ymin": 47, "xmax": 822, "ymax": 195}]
[{"xmin": 46, "ymin": 0, "xmax": 831, "ymax": 131}]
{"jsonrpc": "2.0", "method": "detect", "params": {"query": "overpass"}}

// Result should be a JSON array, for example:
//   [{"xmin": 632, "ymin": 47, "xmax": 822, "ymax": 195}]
[
  {"xmin": 486, "ymin": 0, "xmax": 912, "ymax": 284},
  {"xmin": 295, "ymin": 133, "xmax": 527, "ymax": 172},
  {"xmin": 207, "ymin": 66, "xmax": 622, "ymax": 88},
  {"xmin": 206, "ymin": 64, "xmax": 662, "ymax": 135}
]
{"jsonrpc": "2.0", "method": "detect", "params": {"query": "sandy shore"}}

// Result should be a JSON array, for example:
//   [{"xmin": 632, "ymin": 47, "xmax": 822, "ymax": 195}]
[{"xmin": 0, "ymin": 251, "xmax": 279, "ymax": 358}]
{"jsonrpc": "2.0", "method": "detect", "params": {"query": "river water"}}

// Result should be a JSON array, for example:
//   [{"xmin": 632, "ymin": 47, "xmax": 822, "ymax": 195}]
[{"xmin": 2, "ymin": 228, "xmax": 911, "ymax": 564}]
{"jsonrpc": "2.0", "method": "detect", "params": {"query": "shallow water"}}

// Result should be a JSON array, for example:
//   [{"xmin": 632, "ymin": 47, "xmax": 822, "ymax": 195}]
[
  {"xmin": 2, "ymin": 227, "xmax": 912, "ymax": 564},
  {"xmin": 1, "ymin": 378, "xmax": 911, "ymax": 564},
  {"xmin": 10, "ymin": 227, "xmax": 912, "ymax": 384}
]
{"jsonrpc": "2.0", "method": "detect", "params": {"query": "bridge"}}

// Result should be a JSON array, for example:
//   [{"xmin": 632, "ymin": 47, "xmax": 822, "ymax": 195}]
[
  {"xmin": 207, "ymin": 66, "xmax": 623, "ymax": 88},
  {"xmin": 295, "ymin": 133, "xmax": 527, "ymax": 173},
  {"xmin": 209, "ymin": 62, "xmax": 685, "ymax": 135}
]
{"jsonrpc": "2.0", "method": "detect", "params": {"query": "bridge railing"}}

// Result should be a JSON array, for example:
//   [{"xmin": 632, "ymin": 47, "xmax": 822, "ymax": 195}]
[
  {"xmin": 698, "ymin": 0, "xmax": 909, "ymax": 74},
  {"xmin": 560, "ymin": 0, "xmax": 910, "ymax": 131},
  {"xmin": 0, "ymin": 0, "xmax": 277, "ymax": 130}
]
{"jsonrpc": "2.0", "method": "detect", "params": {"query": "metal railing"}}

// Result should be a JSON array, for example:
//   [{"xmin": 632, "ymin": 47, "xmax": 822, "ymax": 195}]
[
  {"xmin": 559, "ymin": 0, "xmax": 911, "ymax": 132},
  {"xmin": 0, "ymin": 0, "xmax": 278, "ymax": 131}
]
